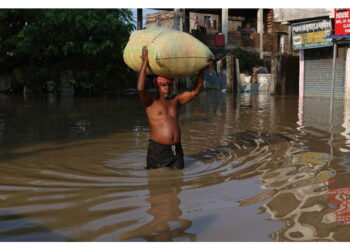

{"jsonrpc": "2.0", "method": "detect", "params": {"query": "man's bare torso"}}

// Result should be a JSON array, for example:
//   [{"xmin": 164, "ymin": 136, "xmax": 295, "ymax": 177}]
[
  {"xmin": 137, "ymin": 46, "xmax": 208, "ymax": 147},
  {"xmin": 145, "ymin": 96, "xmax": 181, "ymax": 145}
]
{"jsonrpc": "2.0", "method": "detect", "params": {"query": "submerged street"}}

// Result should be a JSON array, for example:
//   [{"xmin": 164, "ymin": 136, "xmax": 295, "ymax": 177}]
[{"xmin": 1, "ymin": 91, "xmax": 349, "ymax": 241}]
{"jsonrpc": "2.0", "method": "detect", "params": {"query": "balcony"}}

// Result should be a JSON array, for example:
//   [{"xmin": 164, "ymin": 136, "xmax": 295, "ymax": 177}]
[{"xmin": 192, "ymin": 30, "xmax": 280, "ymax": 54}]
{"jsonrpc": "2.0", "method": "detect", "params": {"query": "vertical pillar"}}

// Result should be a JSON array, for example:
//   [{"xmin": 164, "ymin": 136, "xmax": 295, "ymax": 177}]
[
  {"xmin": 222, "ymin": 8, "xmax": 228, "ymax": 45},
  {"xmin": 183, "ymin": 9, "xmax": 190, "ymax": 33},
  {"xmin": 258, "ymin": 8, "xmax": 264, "ymax": 60},
  {"xmin": 344, "ymin": 47, "xmax": 350, "ymax": 100},
  {"xmin": 299, "ymin": 50, "xmax": 304, "ymax": 99},
  {"xmin": 157, "ymin": 13, "xmax": 161, "ymax": 27},
  {"xmin": 270, "ymin": 56, "xmax": 277, "ymax": 95},
  {"xmin": 232, "ymin": 57, "xmax": 236, "ymax": 92},
  {"xmin": 297, "ymin": 51, "xmax": 304, "ymax": 133},
  {"xmin": 180, "ymin": 9, "xmax": 183, "ymax": 32},
  {"xmin": 137, "ymin": 8, "xmax": 143, "ymax": 30},
  {"xmin": 174, "ymin": 8, "xmax": 181, "ymax": 31},
  {"xmin": 297, "ymin": 50, "xmax": 304, "ymax": 132},
  {"xmin": 281, "ymin": 56, "xmax": 286, "ymax": 95},
  {"xmin": 235, "ymin": 58, "xmax": 241, "ymax": 87},
  {"xmin": 330, "ymin": 43, "xmax": 337, "ymax": 108},
  {"xmin": 297, "ymin": 89, "xmax": 304, "ymax": 131},
  {"xmin": 342, "ymin": 98, "xmax": 350, "ymax": 144},
  {"xmin": 226, "ymin": 55, "xmax": 234, "ymax": 91}
]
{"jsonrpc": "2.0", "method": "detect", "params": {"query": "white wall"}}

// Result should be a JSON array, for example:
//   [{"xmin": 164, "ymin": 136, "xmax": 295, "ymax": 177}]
[{"xmin": 273, "ymin": 8, "xmax": 333, "ymax": 23}]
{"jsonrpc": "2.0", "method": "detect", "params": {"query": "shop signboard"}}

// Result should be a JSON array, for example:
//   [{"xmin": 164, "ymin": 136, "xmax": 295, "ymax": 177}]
[
  {"xmin": 334, "ymin": 8, "xmax": 350, "ymax": 35},
  {"xmin": 291, "ymin": 19, "xmax": 333, "ymax": 50}
]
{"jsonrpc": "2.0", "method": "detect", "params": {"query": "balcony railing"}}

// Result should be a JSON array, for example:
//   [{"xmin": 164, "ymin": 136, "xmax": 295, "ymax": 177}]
[{"xmin": 192, "ymin": 30, "xmax": 280, "ymax": 53}]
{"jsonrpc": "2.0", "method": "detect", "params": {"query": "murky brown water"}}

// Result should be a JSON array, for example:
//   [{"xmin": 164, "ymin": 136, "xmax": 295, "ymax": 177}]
[{"xmin": 1, "ymin": 91, "xmax": 350, "ymax": 242}]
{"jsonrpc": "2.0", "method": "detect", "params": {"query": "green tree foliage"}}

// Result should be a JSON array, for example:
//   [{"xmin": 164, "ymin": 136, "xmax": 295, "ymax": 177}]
[
  {"xmin": 231, "ymin": 47, "xmax": 263, "ymax": 73},
  {"xmin": 0, "ymin": 9, "xmax": 136, "ymax": 93}
]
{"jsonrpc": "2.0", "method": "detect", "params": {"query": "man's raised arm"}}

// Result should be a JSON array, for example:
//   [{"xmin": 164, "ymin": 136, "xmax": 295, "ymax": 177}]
[
  {"xmin": 177, "ymin": 62, "xmax": 211, "ymax": 105},
  {"xmin": 137, "ymin": 46, "xmax": 153, "ymax": 107}
]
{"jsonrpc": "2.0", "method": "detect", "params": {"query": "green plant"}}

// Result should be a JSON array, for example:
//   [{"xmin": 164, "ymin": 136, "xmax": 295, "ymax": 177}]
[
  {"xmin": 231, "ymin": 47, "xmax": 262, "ymax": 73},
  {"xmin": 0, "ymin": 9, "xmax": 136, "ymax": 93}
]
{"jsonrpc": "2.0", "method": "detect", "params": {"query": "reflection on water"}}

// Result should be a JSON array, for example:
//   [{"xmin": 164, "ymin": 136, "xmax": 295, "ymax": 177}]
[
  {"xmin": 120, "ymin": 170, "xmax": 195, "ymax": 241},
  {"xmin": 257, "ymin": 152, "xmax": 336, "ymax": 241},
  {"xmin": 1, "ymin": 91, "xmax": 350, "ymax": 241}
]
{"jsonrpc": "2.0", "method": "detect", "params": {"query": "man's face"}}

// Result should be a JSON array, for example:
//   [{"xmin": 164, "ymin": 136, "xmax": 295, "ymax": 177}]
[{"xmin": 157, "ymin": 82, "xmax": 173, "ymax": 98}]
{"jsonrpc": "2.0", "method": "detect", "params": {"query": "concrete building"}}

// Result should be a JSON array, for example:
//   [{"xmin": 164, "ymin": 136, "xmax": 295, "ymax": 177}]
[
  {"xmin": 140, "ymin": 9, "xmax": 292, "ymax": 56},
  {"xmin": 273, "ymin": 8, "xmax": 350, "ymax": 100},
  {"xmin": 137, "ymin": 8, "xmax": 297, "ymax": 94}
]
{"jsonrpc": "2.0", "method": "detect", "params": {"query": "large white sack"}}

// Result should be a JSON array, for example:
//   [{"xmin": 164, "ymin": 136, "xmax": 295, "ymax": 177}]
[{"xmin": 123, "ymin": 27, "xmax": 214, "ymax": 79}]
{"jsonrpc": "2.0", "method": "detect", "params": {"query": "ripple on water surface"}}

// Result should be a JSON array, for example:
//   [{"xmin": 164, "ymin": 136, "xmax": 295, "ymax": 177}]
[{"xmin": 0, "ymin": 93, "xmax": 347, "ymax": 241}]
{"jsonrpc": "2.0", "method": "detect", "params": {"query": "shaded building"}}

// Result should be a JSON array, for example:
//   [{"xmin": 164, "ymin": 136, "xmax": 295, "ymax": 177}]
[{"xmin": 143, "ymin": 9, "xmax": 293, "ymax": 57}]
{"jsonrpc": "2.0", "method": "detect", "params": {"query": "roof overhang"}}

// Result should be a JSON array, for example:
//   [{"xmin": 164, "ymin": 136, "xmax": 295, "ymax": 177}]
[{"xmin": 152, "ymin": 8, "xmax": 262, "ymax": 18}]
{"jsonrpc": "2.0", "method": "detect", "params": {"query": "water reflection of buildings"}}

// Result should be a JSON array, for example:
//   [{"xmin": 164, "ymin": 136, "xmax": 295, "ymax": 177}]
[
  {"xmin": 182, "ymin": 93, "xmax": 350, "ymax": 241},
  {"xmin": 324, "ymin": 186, "xmax": 350, "ymax": 225},
  {"xmin": 239, "ymin": 92, "xmax": 270, "ymax": 109},
  {"xmin": 239, "ymin": 150, "xmax": 338, "ymax": 241},
  {"xmin": 181, "ymin": 92, "xmax": 349, "ymax": 241},
  {"xmin": 237, "ymin": 94, "xmax": 350, "ymax": 242},
  {"xmin": 341, "ymin": 99, "xmax": 350, "ymax": 153},
  {"xmin": 299, "ymin": 96, "xmax": 344, "ymax": 150}
]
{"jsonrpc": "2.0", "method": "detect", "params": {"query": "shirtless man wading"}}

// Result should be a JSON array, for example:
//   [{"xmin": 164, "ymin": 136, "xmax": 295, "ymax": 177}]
[{"xmin": 137, "ymin": 46, "xmax": 210, "ymax": 169}]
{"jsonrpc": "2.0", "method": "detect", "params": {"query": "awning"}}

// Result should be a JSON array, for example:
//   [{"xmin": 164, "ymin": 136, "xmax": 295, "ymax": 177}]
[{"xmin": 325, "ymin": 34, "xmax": 350, "ymax": 39}]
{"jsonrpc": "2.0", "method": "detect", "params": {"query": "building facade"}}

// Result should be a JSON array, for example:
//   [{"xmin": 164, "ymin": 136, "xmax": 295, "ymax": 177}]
[
  {"xmin": 143, "ymin": 9, "xmax": 293, "ymax": 56},
  {"xmin": 274, "ymin": 8, "xmax": 350, "ymax": 99}
]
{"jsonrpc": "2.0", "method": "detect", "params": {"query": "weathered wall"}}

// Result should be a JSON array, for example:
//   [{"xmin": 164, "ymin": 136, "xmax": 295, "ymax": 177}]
[
  {"xmin": 145, "ymin": 9, "xmax": 292, "ymax": 54},
  {"xmin": 189, "ymin": 12, "xmax": 219, "ymax": 34},
  {"xmin": 194, "ymin": 31, "xmax": 283, "ymax": 53},
  {"xmin": 145, "ymin": 11, "xmax": 176, "ymax": 29},
  {"xmin": 227, "ymin": 32, "xmax": 279, "ymax": 52},
  {"xmin": 191, "ymin": 34, "xmax": 216, "ymax": 47},
  {"xmin": 273, "ymin": 8, "xmax": 333, "ymax": 23},
  {"xmin": 145, "ymin": 11, "xmax": 219, "ymax": 33}
]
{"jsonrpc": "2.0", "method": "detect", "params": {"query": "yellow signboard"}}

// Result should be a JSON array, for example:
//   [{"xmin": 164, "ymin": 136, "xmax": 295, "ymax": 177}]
[{"xmin": 292, "ymin": 19, "xmax": 332, "ymax": 50}]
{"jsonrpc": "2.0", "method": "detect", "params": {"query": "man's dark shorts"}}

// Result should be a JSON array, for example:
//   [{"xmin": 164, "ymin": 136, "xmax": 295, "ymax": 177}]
[{"xmin": 146, "ymin": 139, "xmax": 184, "ymax": 169}]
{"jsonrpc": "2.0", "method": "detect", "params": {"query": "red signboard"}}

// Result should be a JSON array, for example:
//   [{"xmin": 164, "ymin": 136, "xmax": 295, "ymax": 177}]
[{"xmin": 334, "ymin": 8, "xmax": 350, "ymax": 35}]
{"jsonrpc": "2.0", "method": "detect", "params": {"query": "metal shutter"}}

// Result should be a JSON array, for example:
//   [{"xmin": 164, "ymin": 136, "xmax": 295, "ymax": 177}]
[{"xmin": 304, "ymin": 46, "xmax": 346, "ymax": 99}]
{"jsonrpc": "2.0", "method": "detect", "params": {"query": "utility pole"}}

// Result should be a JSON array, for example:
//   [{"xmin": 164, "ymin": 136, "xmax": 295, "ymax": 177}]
[
  {"xmin": 174, "ymin": 8, "xmax": 181, "ymax": 31},
  {"xmin": 258, "ymin": 8, "xmax": 264, "ymax": 60},
  {"xmin": 222, "ymin": 8, "xmax": 229, "ymax": 45},
  {"xmin": 226, "ymin": 55, "xmax": 234, "ymax": 91},
  {"xmin": 157, "ymin": 13, "xmax": 161, "ymax": 27},
  {"xmin": 183, "ymin": 9, "xmax": 190, "ymax": 32},
  {"xmin": 137, "ymin": 8, "xmax": 143, "ymax": 30}
]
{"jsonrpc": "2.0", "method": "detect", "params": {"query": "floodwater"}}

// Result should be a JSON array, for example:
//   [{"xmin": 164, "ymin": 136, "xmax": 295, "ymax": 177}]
[{"xmin": 1, "ymin": 91, "xmax": 350, "ymax": 242}]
